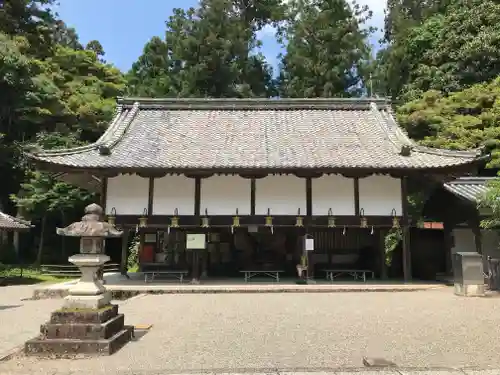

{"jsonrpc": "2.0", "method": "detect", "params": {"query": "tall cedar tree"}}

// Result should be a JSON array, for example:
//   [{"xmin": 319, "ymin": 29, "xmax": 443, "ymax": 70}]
[
  {"xmin": 127, "ymin": 0, "xmax": 284, "ymax": 98},
  {"xmin": 278, "ymin": 0, "xmax": 374, "ymax": 98}
]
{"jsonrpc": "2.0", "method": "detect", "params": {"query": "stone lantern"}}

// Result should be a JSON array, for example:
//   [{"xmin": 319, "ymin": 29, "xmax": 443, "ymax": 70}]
[
  {"xmin": 25, "ymin": 204, "xmax": 133, "ymax": 356},
  {"xmin": 57, "ymin": 203, "xmax": 123, "ymax": 309}
]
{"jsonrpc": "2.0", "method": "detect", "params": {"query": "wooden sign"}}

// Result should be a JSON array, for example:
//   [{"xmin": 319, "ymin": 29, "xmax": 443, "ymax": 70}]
[
  {"xmin": 186, "ymin": 233, "xmax": 206, "ymax": 249},
  {"xmin": 423, "ymin": 222, "xmax": 444, "ymax": 230},
  {"xmin": 304, "ymin": 238, "xmax": 315, "ymax": 251}
]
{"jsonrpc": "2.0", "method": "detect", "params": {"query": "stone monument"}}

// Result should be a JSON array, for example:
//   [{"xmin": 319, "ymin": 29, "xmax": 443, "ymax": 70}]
[{"xmin": 25, "ymin": 203, "xmax": 134, "ymax": 356}]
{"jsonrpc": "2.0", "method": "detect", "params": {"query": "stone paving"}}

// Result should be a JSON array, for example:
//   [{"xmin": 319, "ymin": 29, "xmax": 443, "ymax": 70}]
[{"xmin": 1, "ymin": 287, "xmax": 500, "ymax": 375}]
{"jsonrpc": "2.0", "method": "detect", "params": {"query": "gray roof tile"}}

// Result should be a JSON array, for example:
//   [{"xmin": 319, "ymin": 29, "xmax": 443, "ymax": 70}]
[
  {"xmin": 444, "ymin": 177, "xmax": 495, "ymax": 202},
  {"xmin": 0, "ymin": 212, "xmax": 32, "ymax": 230},
  {"xmin": 29, "ymin": 98, "xmax": 485, "ymax": 171}
]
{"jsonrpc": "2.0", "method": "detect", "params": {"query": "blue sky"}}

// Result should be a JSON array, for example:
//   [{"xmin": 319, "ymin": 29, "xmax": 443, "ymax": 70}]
[{"xmin": 53, "ymin": 0, "xmax": 386, "ymax": 73}]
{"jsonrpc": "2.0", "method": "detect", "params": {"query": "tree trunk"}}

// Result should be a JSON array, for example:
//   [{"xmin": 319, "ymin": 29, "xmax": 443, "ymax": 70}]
[
  {"xmin": 36, "ymin": 215, "xmax": 47, "ymax": 266},
  {"xmin": 60, "ymin": 210, "xmax": 66, "ymax": 261}
]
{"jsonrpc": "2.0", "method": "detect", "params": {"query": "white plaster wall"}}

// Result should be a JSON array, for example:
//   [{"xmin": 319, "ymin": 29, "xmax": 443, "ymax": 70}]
[
  {"xmin": 358, "ymin": 175, "xmax": 402, "ymax": 216},
  {"xmin": 312, "ymin": 175, "xmax": 355, "ymax": 215},
  {"xmin": 255, "ymin": 175, "xmax": 306, "ymax": 215},
  {"xmin": 153, "ymin": 175, "xmax": 195, "ymax": 215},
  {"xmin": 200, "ymin": 176, "xmax": 251, "ymax": 215},
  {"xmin": 105, "ymin": 174, "xmax": 149, "ymax": 215}
]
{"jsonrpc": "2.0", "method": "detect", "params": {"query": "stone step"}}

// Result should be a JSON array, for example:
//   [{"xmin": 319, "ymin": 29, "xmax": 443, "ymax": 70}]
[
  {"xmin": 41, "ymin": 313, "xmax": 125, "ymax": 340},
  {"xmin": 50, "ymin": 304, "xmax": 118, "ymax": 324},
  {"xmin": 25, "ymin": 325, "xmax": 134, "ymax": 356}
]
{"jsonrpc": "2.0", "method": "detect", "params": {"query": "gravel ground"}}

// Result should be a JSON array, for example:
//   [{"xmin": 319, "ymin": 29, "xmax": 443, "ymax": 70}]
[
  {"xmin": 2, "ymin": 288, "xmax": 500, "ymax": 375},
  {"xmin": 0, "ymin": 284, "xmax": 62, "ymax": 356}
]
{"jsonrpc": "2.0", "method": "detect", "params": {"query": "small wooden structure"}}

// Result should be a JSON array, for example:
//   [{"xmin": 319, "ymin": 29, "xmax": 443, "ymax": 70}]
[
  {"xmin": 425, "ymin": 177, "xmax": 498, "ymax": 274},
  {"xmin": 0, "ymin": 210, "xmax": 33, "ymax": 255}
]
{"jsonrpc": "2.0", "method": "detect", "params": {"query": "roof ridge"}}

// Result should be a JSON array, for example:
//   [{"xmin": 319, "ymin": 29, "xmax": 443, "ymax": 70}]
[
  {"xmin": 31, "ymin": 105, "xmax": 125, "ymax": 157},
  {"xmin": 100, "ymin": 102, "xmax": 140, "ymax": 152},
  {"xmin": 446, "ymin": 177, "xmax": 496, "ymax": 184},
  {"xmin": 116, "ymin": 96, "xmax": 391, "ymax": 110},
  {"xmin": 382, "ymin": 106, "xmax": 482, "ymax": 159},
  {"xmin": 369, "ymin": 102, "xmax": 409, "ymax": 154}
]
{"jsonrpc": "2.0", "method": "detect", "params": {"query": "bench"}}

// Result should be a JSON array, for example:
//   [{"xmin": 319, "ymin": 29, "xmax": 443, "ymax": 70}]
[
  {"xmin": 240, "ymin": 270, "xmax": 284, "ymax": 283},
  {"xmin": 324, "ymin": 269, "xmax": 374, "ymax": 282},
  {"xmin": 41, "ymin": 263, "xmax": 120, "ymax": 278},
  {"xmin": 143, "ymin": 270, "xmax": 188, "ymax": 283}
]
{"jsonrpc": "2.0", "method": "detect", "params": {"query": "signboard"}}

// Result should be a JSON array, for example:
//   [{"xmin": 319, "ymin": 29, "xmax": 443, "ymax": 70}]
[
  {"xmin": 186, "ymin": 233, "xmax": 206, "ymax": 250},
  {"xmin": 304, "ymin": 238, "xmax": 314, "ymax": 251}
]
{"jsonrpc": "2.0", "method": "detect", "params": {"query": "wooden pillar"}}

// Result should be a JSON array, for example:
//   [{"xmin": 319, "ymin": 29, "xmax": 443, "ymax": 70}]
[
  {"xmin": 353, "ymin": 177, "xmax": 360, "ymax": 215},
  {"xmin": 147, "ymin": 177, "xmax": 154, "ymax": 216},
  {"xmin": 120, "ymin": 228, "xmax": 130, "ymax": 276},
  {"xmin": 192, "ymin": 176, "xmax": 201, "ymax": 283},
  {"xmin": 250, "ymin": 178, "xmax": 256, "ymax": 216},
  {"xmin": 443, "ymin": 221, "xmax": 454, "ymax": 275},
  {"xmin": 401, "ymin": 176, "xmax": 412, "ymax": 281},
  {"xmin": 13, "ymin": 231, "xmax": 20, "ymax": 257},
  {"xmin": 100, "ymin": 177, "xmax": 108, "ymax": 212}
]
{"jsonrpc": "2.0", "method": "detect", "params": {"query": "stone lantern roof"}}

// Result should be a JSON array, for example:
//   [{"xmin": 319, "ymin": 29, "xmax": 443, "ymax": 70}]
[{"xmin": 56, "ymin": 203, "xmax": 123, "ymax": 237}]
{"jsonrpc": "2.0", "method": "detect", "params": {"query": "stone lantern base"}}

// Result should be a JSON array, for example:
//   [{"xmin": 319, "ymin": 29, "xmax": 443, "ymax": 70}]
[{"xmin": 25, "ymin": 304, "xmax": 134, "ymax": 356}]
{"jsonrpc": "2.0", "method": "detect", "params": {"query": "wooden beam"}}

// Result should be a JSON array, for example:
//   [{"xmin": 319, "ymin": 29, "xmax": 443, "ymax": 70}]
[
  {"xmin": 354, "ymin": 177, "xmax": 360, "ymax": 215},
  {"xmin": 114, "ymin": 214, "xmax": 397, "ymax": 227},
  {"xmin": 147, "ymin": 177, "xmax": 154, "ymax": 216}
]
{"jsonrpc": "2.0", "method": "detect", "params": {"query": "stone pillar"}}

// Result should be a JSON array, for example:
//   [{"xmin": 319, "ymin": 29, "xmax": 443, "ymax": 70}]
[{"xmin": 64, "ymin": 253, "xmax": 111, "ymax": 309}]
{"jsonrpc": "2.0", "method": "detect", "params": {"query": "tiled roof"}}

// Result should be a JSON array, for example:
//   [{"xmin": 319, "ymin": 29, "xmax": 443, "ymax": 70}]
[
  {"xmin": 443, "ymin": 177, "xmax": 495, "ymax": 203},
  {"xmin": 28, "ymin": 98, "xmax": 485, "ymax": 171},
  {"xmin": 0, "ymin": 212, "xmax": 33, "ymax": 230}
]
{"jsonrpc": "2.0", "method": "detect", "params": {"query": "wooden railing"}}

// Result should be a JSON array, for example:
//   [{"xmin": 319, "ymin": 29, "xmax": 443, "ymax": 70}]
[{"xmin": 40, "ymin": 263, "xmax": 120, "ymax": 277}]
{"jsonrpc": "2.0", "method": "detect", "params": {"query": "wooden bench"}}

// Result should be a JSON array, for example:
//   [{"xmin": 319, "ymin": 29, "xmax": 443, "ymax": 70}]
[
  {"xmin": 41, "ymin": 263, "xmax": 120, "ymax": 278},
  {"xmin": 324, "ymin": 269, "xmax": 374, "ymax": 282},
  {"xmin": 240, "ymin": 270, "xmax": 284, "ymax": 283},
  {"xmin": 143, "ymin": 270, "xmax": 188, "ymax": 283}
]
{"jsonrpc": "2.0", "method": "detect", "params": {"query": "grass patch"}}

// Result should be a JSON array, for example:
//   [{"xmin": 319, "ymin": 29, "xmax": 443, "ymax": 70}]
[{"xmin": 0, "ymin": 267, "xmax": 74, "ymax": 286}]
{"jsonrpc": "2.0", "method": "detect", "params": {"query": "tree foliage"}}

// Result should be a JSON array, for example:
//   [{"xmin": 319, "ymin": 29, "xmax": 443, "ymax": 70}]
[
  {"xmin": 374, "ymin": 0, "xmax": 500, "ymax": 100},
  {"xmin": 277, "ymin": 0, "xmax": 374, "ymax": 97},
  {"xmin": 397, "ymin": 77, "xmax": 500, "ymax": 168},
  {"xmin": 127, "ymin": 0, "xmax": 284, "ymax": 98}
]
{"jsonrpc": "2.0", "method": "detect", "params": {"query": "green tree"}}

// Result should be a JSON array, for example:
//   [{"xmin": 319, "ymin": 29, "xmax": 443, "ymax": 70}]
[
  {"xmin": 86, "ymin": 40, "xmax": 105, "ymax": 61},
  {"xmin": 277, "ymin": 0, "xmax": 374, "ymax": 98},
  {"xmin": 373, "ymin": 0, "xmax": 500, "ymax": 100},
  {"xmin": 127, "ymin": 0, "xmax": 282, "ymax": 98},
  {"xmin": 396, "ymin": 77, "xmax": 500, "ymax": 167},
  {"xmin": 0, "ymin": 0, "xmax": 57, "ymax": 58},
  {"xmin": 480, "ymin": 175, "xmax": 500, "ymax": 229}
]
